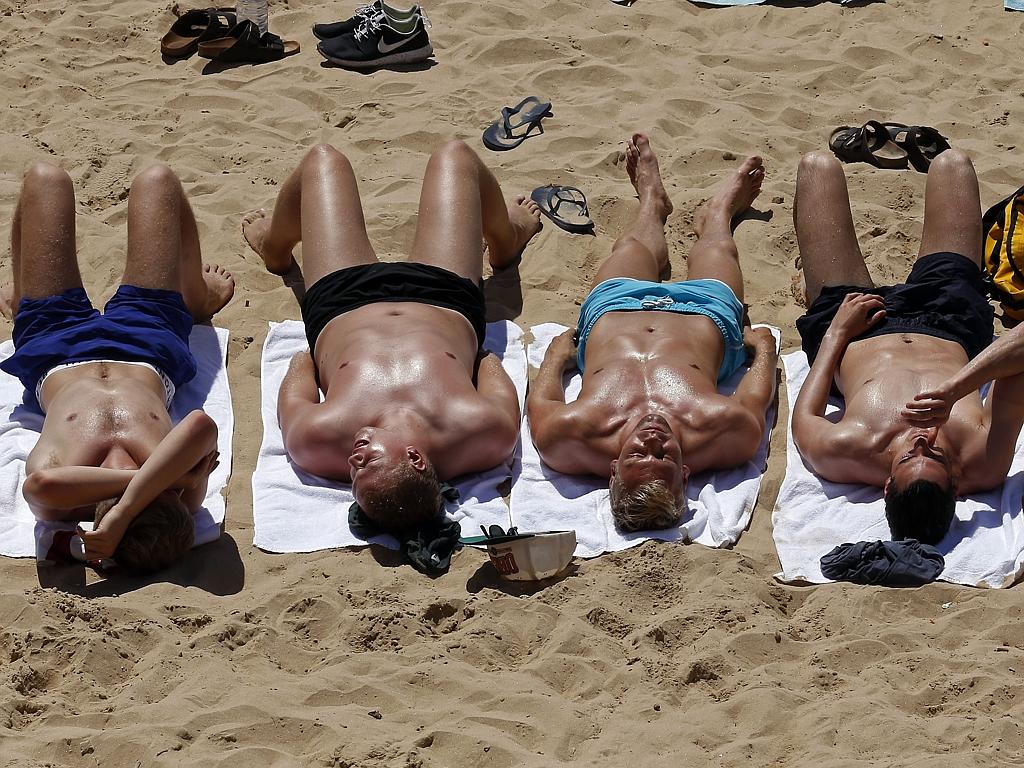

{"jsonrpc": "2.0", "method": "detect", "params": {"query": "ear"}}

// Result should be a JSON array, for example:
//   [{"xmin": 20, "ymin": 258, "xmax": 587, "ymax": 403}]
[
  {"xmin": 680, "ymin": 463, "xmax": 691, "ymax": 488},
  {"xmin": 609, "ymin": 459, "xmax": 619, "ymax": 488},
  {"xmin": 883, "ymin": 476, "xmax": 892, "ymax": 496},
  {"xmin": 406, "ymin": 447, "xmax": 427, "ymax": 472}
]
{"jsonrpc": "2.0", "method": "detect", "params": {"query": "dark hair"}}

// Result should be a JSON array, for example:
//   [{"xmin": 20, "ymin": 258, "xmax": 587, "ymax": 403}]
[
  {"xmin": 358, "ymin": 460, "xmax": 442, "ymax": 534},
  {"xmin": 95, "ymin": 493, "xmax": 194, "ymax": 574},
  {"xmin": 884, "ymin": 479, "xmax": 956, "ymax": 545},
  {"xmin": 609, "ymin": 476, "xmax": 684, "ymax": 532}
]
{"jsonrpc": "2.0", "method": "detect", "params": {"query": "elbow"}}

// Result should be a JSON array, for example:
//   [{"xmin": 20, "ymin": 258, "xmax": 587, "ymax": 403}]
[
  {"xmin": 184, "ymin": 409, "xmax": 218, "ymax": 443},
  {"xmin": 22, "ymin": 471, "xmax": 50, "ymax": 504}
]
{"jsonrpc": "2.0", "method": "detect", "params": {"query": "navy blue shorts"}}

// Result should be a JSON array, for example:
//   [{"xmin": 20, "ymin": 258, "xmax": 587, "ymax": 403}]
[
  {"xmin": 796, "ymin": 252, "xmax": 994, "ymax": 365},
  {"xmin": 1, "ymin": 286, "xmax": 196, "ymax": 411}
]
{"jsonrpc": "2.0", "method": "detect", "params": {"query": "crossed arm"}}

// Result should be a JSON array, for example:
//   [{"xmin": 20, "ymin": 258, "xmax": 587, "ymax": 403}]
[{"xmin": 23, "ymin": 410, "xmax": 220, "ymax": 560}]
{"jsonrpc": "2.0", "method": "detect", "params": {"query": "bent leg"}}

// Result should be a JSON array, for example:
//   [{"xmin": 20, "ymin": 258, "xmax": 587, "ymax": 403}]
[
  {"xmin": 242, "ymin": 143, "xmax": 377, "ymax": 289},
  {"xmin": 794, "ymin": 151, "xmax": 872, "ymax": 304},
  {"xmin": 10, "ymin": 162, "xmax": 82, "ymax": 310},
  {"xmin": 591, "ymin": 133, "xmax": 673, "ymax": 290},
  {"xmin": 123, "ymin": 164, "xmax": 234, "ymax": 321},
  {"xmin": 685, "ymin": 155, "xmax": 766, "ymax": 303},
  {"xmin": 409, "ymin": 139, "xmax": 540, "ymax": 282},
  {"xmin": 917, "ymin": 149, "xmax": 982, "ymax": 266}
]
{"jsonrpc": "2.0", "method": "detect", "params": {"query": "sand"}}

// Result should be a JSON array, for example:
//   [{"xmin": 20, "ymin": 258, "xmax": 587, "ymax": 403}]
[{"xmin": 2, "ymin": 0, "xmax": 1024, "ymax": 765}]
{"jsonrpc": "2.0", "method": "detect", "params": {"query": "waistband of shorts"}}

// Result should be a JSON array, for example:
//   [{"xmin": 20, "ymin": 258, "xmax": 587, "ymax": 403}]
[{"xmin": 36, "ymin": 359, "xmax": 175, "ymax": 414}]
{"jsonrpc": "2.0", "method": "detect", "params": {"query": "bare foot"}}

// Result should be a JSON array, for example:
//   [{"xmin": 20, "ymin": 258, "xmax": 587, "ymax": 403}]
[
  {"xmin": 193, "ymin": 264, "xmax": 235, "ymax": 322},
  {"xmin": 693, "ymin": 155, "xmax": 766, "ymax": 236},
  {"xmin": 489, "ymin": 196, "xmax": 543, "ymax": 269},
  {"xmin": 242, "ymin": 208, "xmax": 295, "ymax": 275},
  {"xmin": 0, "ymin": 283, "xmax": 13, "ymax": 321},
  {"xmin": 626, "ymin": 132, "xmax": 673, "ymax": 220}
]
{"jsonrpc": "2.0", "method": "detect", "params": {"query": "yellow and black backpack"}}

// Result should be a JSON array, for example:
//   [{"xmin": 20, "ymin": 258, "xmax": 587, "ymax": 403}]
[{"xmin": 984, "ymin": 184, "xmax": 1024, "ymax": 322}]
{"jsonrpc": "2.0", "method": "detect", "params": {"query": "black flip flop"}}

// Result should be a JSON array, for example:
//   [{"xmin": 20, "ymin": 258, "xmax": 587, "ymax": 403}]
[
  {"xmin": 884, "ymin": 122, "xmax": 951, "ymax": 173},
  {"xmin": 161, "ymin": 7, "xmax": 236, "ymax": 58},
  {"xmin": 482, "ymin": 97, "xmax": 553, "ymax": 152},
  {"xmin": 197, "ymin": 19, "xmax": 300, "ymax": 62},
  {"xmin": 530, "ymin": 185, "xmax": 594, "ymax": 234},
  {"xmin": 829, "ymin": 120, "xmax": 909, "ymax": 170}
]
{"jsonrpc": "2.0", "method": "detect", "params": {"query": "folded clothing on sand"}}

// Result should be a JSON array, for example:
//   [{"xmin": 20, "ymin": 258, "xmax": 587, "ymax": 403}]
[
  {"xmin": 0, "ymin": 327, "xmax": 233, "ymax": 560},
  {"xmin": 774, "ymin": 351, "xmax": 1024, "ymax": 588},
  {"xmin": 510, "ymin": 323, "xmax": 779, "ymax": 558},
  {"xmin": 820, "ymin": 539, "xmax": 945, "ymax": 587}
]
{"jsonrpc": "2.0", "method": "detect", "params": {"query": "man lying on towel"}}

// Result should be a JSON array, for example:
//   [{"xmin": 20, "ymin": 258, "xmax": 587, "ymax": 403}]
[
  {"xmin": 792, "ymin": 148, "xmax": 1024, "ymax": 545},
  {"xmin": 1, "ymin": 162, "xmax": 234, "ymax": 570},
  {"xmin": 527, "ymin": 134, "xmax": 779, "ymax": 532},
  {"xmin": 242, "ymin": 141, "xmax": 541, "ymax": 533}
]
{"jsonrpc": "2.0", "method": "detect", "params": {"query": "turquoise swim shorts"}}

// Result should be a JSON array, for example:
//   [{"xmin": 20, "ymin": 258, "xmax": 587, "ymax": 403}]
[{"xmin": 575, "ymin": 277, "xmax": 746, "ymax": 382}]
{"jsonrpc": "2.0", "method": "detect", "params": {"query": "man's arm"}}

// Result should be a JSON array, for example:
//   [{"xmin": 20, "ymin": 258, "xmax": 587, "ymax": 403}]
[
  {"xmin": 525, "ymin": 330, "xmax": 593, "ymax": 474},
  {"xmin": 276, "ymin": 351, "xmax": 348, "ymax": 480},
  {"xmin": 904, "ymin": 324, "xmax": 1024, "ymax": 488},
  {"xmin": 793, "ymin": 293, "xmax": 886, "ymax": 479},
  {"xmin": 475, "ymin": 351, "xmax": 521, "ymax": 434},
  {"xmin": 732, "ymin": 326, "xmax": 778, "ymax": 429},
  {"xmin": 79, "ymin": 410, "xmax": 218, "ymax": 559},
  {"xmin": 23, "ymin": 467, "xmax": 136, "ymax": 519}
]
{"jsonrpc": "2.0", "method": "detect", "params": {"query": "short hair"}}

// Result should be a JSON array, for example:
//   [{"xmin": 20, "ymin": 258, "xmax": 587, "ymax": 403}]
[
  {"xmin": 95, "ymin": 493, "xmax": 194, "ymax": 574},
  {"xmin": 358, "ymin": 459, "xmax": 442, "ymax": 534},
  {"xmin": 609, "ymin": 477, "xmax": 684, "ymax": 532},
  {"xmin": 884, "ymin": 478, "xmax": 956, "ymax": 545}
]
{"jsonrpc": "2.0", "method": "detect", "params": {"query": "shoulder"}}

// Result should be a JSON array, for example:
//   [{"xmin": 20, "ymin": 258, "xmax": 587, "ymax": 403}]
[{"xmin": 282, "ymin": 409, "xmax": 351, "ymax": 481}]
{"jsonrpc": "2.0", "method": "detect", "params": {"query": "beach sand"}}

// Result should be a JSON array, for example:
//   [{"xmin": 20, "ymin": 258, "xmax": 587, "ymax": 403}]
[{"xmin": 2, "ymin": 0, "xmax": 1024, "ymax": 764}]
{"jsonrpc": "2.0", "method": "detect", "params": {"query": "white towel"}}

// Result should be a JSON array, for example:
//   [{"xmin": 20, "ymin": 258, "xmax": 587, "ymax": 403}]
[
  {"xmin": 0, "ymin": 326, "xmax": 233, "ymax": 559},
  {"xmin": 774, "ymin": 351, "xmax": 1024, "ymax": 588},
  {"xmin": 252, "ymin": 320, "xmax": 527, "ymax": 553},
  {"xmin": 510, "ymin": 323, "xmax": 780, "ymax": 558}
]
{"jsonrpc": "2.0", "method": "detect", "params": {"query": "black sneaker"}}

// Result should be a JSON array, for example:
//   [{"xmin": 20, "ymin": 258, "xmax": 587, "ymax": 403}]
[
  {"xmin": 311, "ymin": 1, "xmax": 420, "ymax": 41},
  {"xmin": 317, "ymin": 12, "xmax": 432, "ymax": 69}
]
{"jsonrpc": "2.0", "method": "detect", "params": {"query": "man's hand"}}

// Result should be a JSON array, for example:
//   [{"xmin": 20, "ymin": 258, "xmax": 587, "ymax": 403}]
[
  {"xmin": 826, "ymin": 292, "xmax": 886, "ymax": 343},
  {"xmin": 902, "ymin": 382, "xmax": 962, "ymax": 427},
  {"xmin": 178, "ymin": 450, "xmax": 220, "ymax": 490},
  {"xmin": 79, "ymin": 505, "xmax": 132, "ymax": 561},
  {"xmin": 547, "ymin": 330, "xmax": 578, "ymax": 372},
  {"xmin": 743, "ymin": 326, "xmax": 775, "ymax": 358}
]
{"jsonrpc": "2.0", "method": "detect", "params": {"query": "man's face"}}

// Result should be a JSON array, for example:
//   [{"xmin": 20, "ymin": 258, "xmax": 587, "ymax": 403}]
[
  {"xmin": 349, "ymin": 427, "xmax": 418, "ymax": 500},
  {"xmin": 888, "ymin": 429, "xmax": 956, "ymax": 493},
  {"xmin": 611, "ymin": 414, "xmax": 688, "ymax": 496}
]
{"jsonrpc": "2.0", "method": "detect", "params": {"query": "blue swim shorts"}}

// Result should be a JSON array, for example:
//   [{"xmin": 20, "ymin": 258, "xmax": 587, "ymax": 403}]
[
  {"xmin": 575, "ymin": 277, "xmax": 746, "ymax": 382},
  {"xmin": 1, "ymin": 286, "xmax": 196, "ymax": 412}
]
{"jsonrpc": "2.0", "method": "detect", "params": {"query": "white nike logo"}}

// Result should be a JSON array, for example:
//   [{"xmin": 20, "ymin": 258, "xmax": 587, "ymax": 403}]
[{"xmin": 377, "ymin": 34, "xmax": 413, "ymax": 53}]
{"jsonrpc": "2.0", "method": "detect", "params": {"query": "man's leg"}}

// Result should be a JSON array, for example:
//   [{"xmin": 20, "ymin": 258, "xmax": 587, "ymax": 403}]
[
  {"xmin": 685, "ymin": 156, "xmax": 766, "ymax": 304},
  {"xmin": 917, "ymin": 149, "xmax": 982, "ymax": 265},
  {"xmin": 794, "ymin": 151, "xmax": 873, "ymax": 304},
  {"xmin": 2, "ymin": 162, "xmax": 83, "ymax": 318},
  {"xmin": 591, "ymin": 133, "xmax": 673, "ymax": 290},
  {"xmin": 122, "ymin": 164, "xmax": 234, "ymax": 321},
  {"xmin": 242, "ymin": 144, "xmax": 378, "ymax": 289},
  {"xmin": 408, "ymin": 139, "xmax": 541, "ymax": 281}
]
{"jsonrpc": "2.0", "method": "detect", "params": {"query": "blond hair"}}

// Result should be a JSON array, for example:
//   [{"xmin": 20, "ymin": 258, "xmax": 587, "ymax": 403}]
[
  {"xmin": 609, "ymin": 477, "xmax": 684, "ymax": 532},
  {"xmin": 95, "ymin": 492, "xmax": 194, "ymax": 574}
]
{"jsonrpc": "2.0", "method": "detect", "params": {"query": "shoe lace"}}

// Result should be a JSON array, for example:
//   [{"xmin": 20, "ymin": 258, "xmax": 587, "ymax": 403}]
[
  {"xmin": 353, "ymin": 14, "xmax": 383, "ymax": 41},
  {"xmin": 354, "ymin": 3, "xmax": 375, "ymax": 18}
]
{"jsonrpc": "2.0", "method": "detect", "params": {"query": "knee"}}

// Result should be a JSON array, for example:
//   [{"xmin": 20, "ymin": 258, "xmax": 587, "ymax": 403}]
[
  {"xmin": 23, "ymin": 161, "xmax": 71, "ymax": 191},
  {"xmin": 929, "ymin": 147, "xmax": 972, "ymax": 174},
  {"xmin": 798, "ymin": 150, "xmax": 842, "ymax": 177},
  {"xmin": 132, "ymin": 163, "xmax": 181, "ymax": 192},
  {"xmin": 302, "ymin": 142, "xmax": 352, "ymax": 173},
  {"xmin": 431, "ymin": 139, "xmax": 477, "ymax": 169}
]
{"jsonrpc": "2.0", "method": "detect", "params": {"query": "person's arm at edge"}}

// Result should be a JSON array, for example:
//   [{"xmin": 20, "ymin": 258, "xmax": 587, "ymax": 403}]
[
  {"xmin": 526, "ymin": 330, "xmax": 592, "ymax": 474},
  {"xmin": 475, "ymin": 350, "xmax": 521, "ymax": 435},
  {"xmin": 733, "ymin": 327, "xmax": 779, "ymax": 432},
  {"xmin": 277, "ymin": 351, "xmax": 348, "ymax": 480},
  {"xmin": 23, "ymin": 467, "xmax": 136, "ymax": 517}
]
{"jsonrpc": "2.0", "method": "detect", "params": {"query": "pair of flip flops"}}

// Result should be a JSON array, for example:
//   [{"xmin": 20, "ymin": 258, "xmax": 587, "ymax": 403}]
[
  {"xmin": 531, "ymin": 185, "xmax": 594, "ymax": 234},
  {"xmin": 829, "ymin": 120, "xmax": 951, "ymax": 173},
  {"xmin": 161, "ymin": 7, "xmax": 236, "ymax": 57},
  {"xmin": 197, "ymin": 19, "xmax": 300, "ymax": 62},
  {"xmin": 483, "ymin": 96, "xmax": 553, "ymax": 152},
  {"xmin": 161, "ymin": 7, "xmax": 300, "ymax": 62}
]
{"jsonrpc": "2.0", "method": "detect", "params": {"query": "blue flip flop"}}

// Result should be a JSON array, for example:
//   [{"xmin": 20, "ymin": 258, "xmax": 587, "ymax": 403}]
[
  {"xmin": 482, "ymin": 97, "xmax": 553, "ymax": 152},
  {"xmin": 530, "ymin": 185, "xmax": 594, "ymax": 234}
]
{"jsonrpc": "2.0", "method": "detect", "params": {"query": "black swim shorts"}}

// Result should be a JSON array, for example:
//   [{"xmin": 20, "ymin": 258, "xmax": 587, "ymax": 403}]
[
  {"xmin": 300, "ymin": 262, "xmax": 487, "ymax": 354},
  {"xmin": 796, "ymin": 251, "xmax": 994, "ymax": 364}
]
